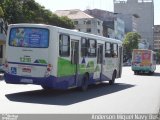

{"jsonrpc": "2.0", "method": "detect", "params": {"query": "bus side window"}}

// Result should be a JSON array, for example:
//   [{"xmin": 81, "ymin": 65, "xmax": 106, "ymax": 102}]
[
  {"xmin": 88, "ymin": 39, "xmax": 97, "ymax": 57},
  {"xmin": 112, "ymin": 43, "xmax": 118, "ymax": 58},
  {"xmin": 81, "ymin": 38, "xmax": 88, "ymax": 57},
  {"xmin": 105, "ymin": 42, "xmax": 111, "ymax": 57},
  {"xmin": 59, "ymin": 34, "xmax": 70, "ymax": 57}
]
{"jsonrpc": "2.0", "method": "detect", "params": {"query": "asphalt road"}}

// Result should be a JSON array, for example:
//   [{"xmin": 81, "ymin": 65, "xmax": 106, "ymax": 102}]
[{"xmin": 0, "ymin": 66, "xmax": 160, "ymax": 114}]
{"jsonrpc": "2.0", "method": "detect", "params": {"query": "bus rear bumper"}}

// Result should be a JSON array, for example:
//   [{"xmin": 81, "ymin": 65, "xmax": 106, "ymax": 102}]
[
  {"xmin": 4, "ymin": 73, "xmax": 70, "ymax": 89},
  {"xmin": 132, "ymin": 66, "xmax": 155, "ymax": 73}
]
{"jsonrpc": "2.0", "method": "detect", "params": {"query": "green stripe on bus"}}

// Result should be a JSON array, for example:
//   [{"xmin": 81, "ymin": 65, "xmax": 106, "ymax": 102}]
[{"xmin": 57, "ymin": 57, "xmax": 95, "ymax": 77}]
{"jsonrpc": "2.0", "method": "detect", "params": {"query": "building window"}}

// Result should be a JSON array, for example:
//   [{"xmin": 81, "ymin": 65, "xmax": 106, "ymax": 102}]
[
  {"xmin": 97, "ymin": 21, "xmax": 100, "ymax": 25},
  {"xmin": 97, "ymin": 29, "xmax": 100, "ymax": 33},
  {"xmin": 59, "ymin": 34, "xmax": 70, "ymax": 57},
  {"xmin": 86, "ymin": 28, "xmax": 91, "ymax": 33},
  {"xmin": 86, "ymin": 20, "xmax": 91, "ymax": 24},
  {"xmin": 74, "ymin": 21, "xmax": 78, "ymax": 25}
]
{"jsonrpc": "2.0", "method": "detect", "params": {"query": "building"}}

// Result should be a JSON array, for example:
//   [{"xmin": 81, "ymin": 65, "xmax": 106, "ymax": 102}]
[
  {"xmin": 115, "ymin": 13, "xmax": 138, "ymax": 33},
  {"xmin": 154, "ymin": 25, "xmax": 160, "ymax": 50},
  {"xmin": 114, "ymin": 17, "xmax": 125, "ymax": 40},
  {"xmin": 114, "ymin": 0, "xmax": 154, "ymax": 49},
  {"xmin": 0, "ymin": 18, "xmax": 6, "ymax": 65},
  {"xmin": 84, "ymin": 9, "xmax": 125, "ymax": 41},
  {"xmin": 55, "ymin": 9, "xmax": 103, "ymax": 36}
]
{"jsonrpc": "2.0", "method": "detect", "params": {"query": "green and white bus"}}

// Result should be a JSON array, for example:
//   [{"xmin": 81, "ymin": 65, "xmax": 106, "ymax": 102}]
[{"xmin": 4, "ymin": 24, "xmax": 123, "ymax": 90}]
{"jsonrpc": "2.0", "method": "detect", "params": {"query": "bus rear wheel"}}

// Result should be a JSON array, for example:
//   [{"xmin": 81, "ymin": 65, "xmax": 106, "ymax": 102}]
[
  {"xmin": 134, "ymin": 71, "xmax": 138, "ymax": 75},
  {"xmin": 109, "ymin": 71, "xmax": 116, "ymax": 85},
  {"xmin": 148, "ymin": 71, "xmax": 154, "ymax": 75},
  {"xmin": 81, "ymin": 73, "xmax": 89, "ymax": 91}
]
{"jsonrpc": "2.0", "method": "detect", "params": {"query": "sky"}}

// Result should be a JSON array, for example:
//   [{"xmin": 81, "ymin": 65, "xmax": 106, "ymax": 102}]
[{"xmin": 35, "ymin": 0, "xmax": 160, "ymax": 25}]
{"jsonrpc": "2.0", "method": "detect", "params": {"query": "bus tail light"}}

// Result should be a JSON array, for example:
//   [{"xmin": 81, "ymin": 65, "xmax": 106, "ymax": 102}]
[{"xmin": 45, "ymin": 64, "xmax": 53, "ymax": 77}]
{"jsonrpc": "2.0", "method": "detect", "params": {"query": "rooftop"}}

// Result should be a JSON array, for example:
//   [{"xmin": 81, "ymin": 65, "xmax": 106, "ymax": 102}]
[{"xmin": 55, "ymin": 9, "xmax": 94, "ymax": 19}]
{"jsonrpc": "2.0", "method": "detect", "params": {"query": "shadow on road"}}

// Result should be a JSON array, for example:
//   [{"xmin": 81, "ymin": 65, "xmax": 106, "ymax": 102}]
[
  {"xmin": 5, "ymin": 83, "xmax": 135, "ymax": 106},
  {"xmin": 152, "ymin": 72, "xmax": 160, "ymax": 77},
  {"xmin": 135, "ymin": 72, "xmax": 160, "ymax": 77}
]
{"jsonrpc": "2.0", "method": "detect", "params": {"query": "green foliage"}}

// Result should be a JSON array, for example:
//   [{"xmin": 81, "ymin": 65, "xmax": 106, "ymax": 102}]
[
  {"xmin": 0, "ymin": 6, "xmax": 4, "ymax": 17},
  {"xmin": 3, "ymin": 0, "xmax": 24, "ymax": 23},
  {"xmin": 1, "ymin": 0, "xmax": 74, "ymax": 29},
  {"xmin": 123, "ymin": 32, "xmax": 141, "ymax": 60},
  {"xmin": 156, "ymin": 50, "xmax": 160, "ymax": 64}
]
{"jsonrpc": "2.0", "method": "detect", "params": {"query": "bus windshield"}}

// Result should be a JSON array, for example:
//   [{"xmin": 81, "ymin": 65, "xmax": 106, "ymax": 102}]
[{"xmin": 9, "ymin": 27, "xmax": 49, "ymax": 48}]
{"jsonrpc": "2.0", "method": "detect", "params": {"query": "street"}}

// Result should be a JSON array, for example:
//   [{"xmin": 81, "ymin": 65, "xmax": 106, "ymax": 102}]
[{"xmin": 0, "ymin": 66, "xmax": 160, "ymax": 114}]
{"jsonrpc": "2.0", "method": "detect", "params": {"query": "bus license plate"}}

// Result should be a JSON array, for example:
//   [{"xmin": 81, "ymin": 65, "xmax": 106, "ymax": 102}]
[
  {"xmin": 20, "ymin": 78, "xmax": 33, "ymax": 83},
  {"xmin": 22, "ymin": 68, "xmax": 31, "ymax": 73}
]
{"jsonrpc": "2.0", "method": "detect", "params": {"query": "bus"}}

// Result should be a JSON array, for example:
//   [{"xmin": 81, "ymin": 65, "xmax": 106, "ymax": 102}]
[
  {"xmin": 131, "ymin": 49, "xmax": 156, "ymax": 75},
  {"xmin": 4, "ymin": 24, "xmax": 123, "ymax": 91}
]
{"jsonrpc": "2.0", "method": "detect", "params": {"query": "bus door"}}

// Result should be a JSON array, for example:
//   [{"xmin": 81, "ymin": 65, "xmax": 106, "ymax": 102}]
[
  {"xmin": 97, "ymin": 44, "xmax": 103, "ymax": 81},
  {"xmin": 71, "ymin": 40, "xmax": 79, "ymax": 84}
]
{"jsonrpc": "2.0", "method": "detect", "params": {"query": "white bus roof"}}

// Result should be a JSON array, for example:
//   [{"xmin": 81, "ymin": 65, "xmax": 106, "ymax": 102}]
[{"xmin": 8, "ymin": 23, "xmax": 122, "ymax": 45}]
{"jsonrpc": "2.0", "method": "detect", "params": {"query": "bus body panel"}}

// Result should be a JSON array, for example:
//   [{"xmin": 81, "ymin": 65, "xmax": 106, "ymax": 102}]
[
  {"xmin": 5, "ymin": 25, "xmax": 50, "ymax": 79},
  {"xmin": 4, "ymin": 24, "xmax": 123, "ymax": 90},
  {"xmin": 6, "ymin": 48, "xmax": 48, "ymax": 77}
]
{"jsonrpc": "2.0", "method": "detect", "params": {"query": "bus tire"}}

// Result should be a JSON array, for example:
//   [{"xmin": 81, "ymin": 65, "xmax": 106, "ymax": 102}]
[
  {"xmin": 81, "ymin": 73, "xmax": 89, "ymax": 91},
  {"xmin": 109, "ymin": 71, "xmax": 116, "ymax": 85},
  {"xmin": 134, "ymin": 71, "xmax": 137, "ymax": 75},
  {"xmin": 149, "ymin": 71, "xmax": 154, "ymax": 75}
]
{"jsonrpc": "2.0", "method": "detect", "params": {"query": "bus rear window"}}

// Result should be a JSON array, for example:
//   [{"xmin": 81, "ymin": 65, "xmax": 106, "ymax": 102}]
[{"xmin": 9, "ymin": 27, "xmax": 49, "ymax": 48}]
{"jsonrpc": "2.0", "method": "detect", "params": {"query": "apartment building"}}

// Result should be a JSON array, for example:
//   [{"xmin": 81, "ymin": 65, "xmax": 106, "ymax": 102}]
[
  {"xmin": 55, "ymin": 9, "xmax": 103, "ymax": 36},
  {"xmin": 154, "ymin": 25, "xmax": 160, "ymax": 50},
  {"xmin": 84, "ymin": 9, "xmax": 125, "ymax": 41}
]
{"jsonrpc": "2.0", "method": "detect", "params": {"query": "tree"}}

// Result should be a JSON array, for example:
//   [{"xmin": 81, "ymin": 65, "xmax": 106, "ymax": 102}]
[
  {"xmin": 3, "ymin": 0, "xmax": 24, "ymax": 23},
  {"xmin": 0, "ymin": 0, "xmax": 4, "ymax": 5},
  {"xmin": 59, "ymin": 16, "xmax": 75, "ymax": 29},
  {"xmin": 123, "ymin": 32, "xmax": 141, "ymax": 61},
  {"xmin": 155, "ymin": 50, "xmax": 160, "ymax": 64},
  {"xmin": 0, "ymin": 6, "xmax": 4, "ymax": 17},
  {"xmin": 1, "ymin": 0, "xmax": 74, "ymax": 29}
]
